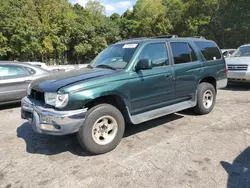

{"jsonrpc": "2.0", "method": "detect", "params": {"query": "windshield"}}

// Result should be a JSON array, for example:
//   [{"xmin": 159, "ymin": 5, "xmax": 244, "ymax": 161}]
[
  {"xmin": 90, "ymin": 43, "xmax": 138, "ymax": 69},
  {"xmin": 232, "ymin": 46, "xmax": 250, "ymax": 57}
]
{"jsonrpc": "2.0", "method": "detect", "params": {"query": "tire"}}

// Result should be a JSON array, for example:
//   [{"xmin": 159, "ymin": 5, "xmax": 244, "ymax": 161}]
[
  {"xmin": 77, "ymin": 103, "xmax": 125, "ymax": 155},
  {"xmin": 194, "ymin": 82, "xmax": 216, "ymax": 115}
]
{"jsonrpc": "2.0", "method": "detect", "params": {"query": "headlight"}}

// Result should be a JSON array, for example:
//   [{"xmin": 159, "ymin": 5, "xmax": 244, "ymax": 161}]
[
  {"xmin": 56, "ymin": 93, "xmax": 69, "ymax": 108},
  {"xmin": 27, "ymin": 83, "xmax": 32, "ymax": 96},
  {"xmin": 44, "ymin": 93, "xmax": 69, "ymax": 109},
  {"xmin": 44, "ymin": 93, "xmax": 57, "ymax": 106}
]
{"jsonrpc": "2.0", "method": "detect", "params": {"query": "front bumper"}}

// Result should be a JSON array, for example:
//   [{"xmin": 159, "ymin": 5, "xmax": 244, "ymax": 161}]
[
  {"xmin": 228, "ymin": 71, "xmax": 250, "ymax": 81},
  {"xmin": 21, "ymin": 97, "xmax": 87, "ymax": 135}
]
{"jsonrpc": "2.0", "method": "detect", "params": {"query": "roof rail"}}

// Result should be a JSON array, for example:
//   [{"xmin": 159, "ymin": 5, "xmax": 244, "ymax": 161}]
[
  {"xmin": 191, "ymin": 36, "xmax": 206, "ymax": 39},
  {"xmin": 125, "ymin": 37, "xmax": 149, "ymax": 41},
  {"xmin": 153, "ymin": 35, "xmax": 178, "ymax": 39}
]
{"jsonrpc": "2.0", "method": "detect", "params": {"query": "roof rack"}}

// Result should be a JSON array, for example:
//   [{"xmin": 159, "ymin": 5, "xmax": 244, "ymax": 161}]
[
  {"xmin": 153, "ymin": 35, "xmax": 178, "ymax": 39},
  {"xmin": 191, "ymin": 36, "xmax": 206, "ymax": 39},
  {"xmin": 125, "ymin": 37, "xmax": 149, "ymax": 41}
]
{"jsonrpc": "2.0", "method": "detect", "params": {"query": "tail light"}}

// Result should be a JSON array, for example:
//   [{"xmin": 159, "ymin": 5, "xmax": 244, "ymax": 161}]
[{"xmin": 226, "ymin": 64, "xmax": 228, "ymax": 76}]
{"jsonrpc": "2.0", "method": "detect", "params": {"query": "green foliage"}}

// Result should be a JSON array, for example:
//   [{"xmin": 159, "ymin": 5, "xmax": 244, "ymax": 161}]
[{"xmin": 0, "ymin": 0, "xmax": 249, "ymax": 63}]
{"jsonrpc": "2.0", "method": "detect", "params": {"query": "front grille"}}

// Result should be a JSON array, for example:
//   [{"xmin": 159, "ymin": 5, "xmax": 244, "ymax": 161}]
[
  {"xmin": 30, "ymin": 89, "xmax": 44, "ymax": 102},
  {"xmin": 227, "ymin": 64, "xmax": 248, "ymax": 71}
]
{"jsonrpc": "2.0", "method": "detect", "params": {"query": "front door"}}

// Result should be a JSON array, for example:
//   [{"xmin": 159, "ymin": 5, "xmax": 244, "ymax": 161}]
[{"xmin": 128, "ymin": 43, "xmax": 175, "ymax": 115}]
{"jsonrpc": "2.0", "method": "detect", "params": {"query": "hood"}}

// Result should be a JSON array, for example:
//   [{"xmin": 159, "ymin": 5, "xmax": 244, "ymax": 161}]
[
  {"xmin": 31, "ymin": 68, "xmax": 116, "ymax": 92},
  {"xmin": 225, "ymin": 56, "xmax": 250, "ymax": 65}
]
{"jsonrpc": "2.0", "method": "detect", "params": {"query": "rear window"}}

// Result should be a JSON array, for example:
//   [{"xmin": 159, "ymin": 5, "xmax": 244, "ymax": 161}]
[
  {"xmin": 194, "ymin": 41, "xmax": 222, "ymax": 61},
  {"xmin": 170, "ymin": 42, "xmax": 198, "ymax": 64}
]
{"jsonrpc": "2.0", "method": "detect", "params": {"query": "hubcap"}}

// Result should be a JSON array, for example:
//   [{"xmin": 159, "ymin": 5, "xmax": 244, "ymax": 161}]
[
  {"xmin": 203, "ymin": 90, "xmax": 213, "ymax": 109},
  {"xmin": 92, "ymin": 116, "xmax": 118, "ymax": 145}
]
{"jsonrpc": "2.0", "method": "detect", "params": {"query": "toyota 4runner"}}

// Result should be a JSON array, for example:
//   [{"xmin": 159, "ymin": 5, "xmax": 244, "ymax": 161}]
[{"xmin": 21, "ymin": 36, "xmax": 228, "ymax": 154}]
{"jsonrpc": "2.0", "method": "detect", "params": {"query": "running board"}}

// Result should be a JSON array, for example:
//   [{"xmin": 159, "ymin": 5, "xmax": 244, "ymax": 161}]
[{"xmin": 128, "ymin": 100, "xmax": 196, "ymax": 125}]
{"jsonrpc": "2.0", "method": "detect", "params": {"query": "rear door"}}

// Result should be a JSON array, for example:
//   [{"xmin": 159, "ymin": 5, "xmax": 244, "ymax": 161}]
[
  {"xmin": 170, "ymin": 42, "xmax": 204, "ymax": 101},
  {"xmin": 0, "ymin": 65, "xmax": 32, "ymax": 103},
  {"xmin": 194, "ymin": 41, "xmax": 225, "ymax": 81}
]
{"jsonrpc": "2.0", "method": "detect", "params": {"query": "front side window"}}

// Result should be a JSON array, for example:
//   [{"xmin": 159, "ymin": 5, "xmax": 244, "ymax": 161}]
[
  {"xmin": 170, "ymin": 42, "xmax": 198, "ymax": 64},
  {"xmin": 137, "ymin": 43, "xmax": 169, "ymax": 67},
  {"xmin": 232, "ymin": 46, "xmax": 250, "ymax": 57},
  {"xmin": 90, "ymin": 43, "xmax": 138, "ymax": 69},
  {"xmin": 194, "ymin": 41, "xmax": 222, "ymax": 60},
  {"xmin": 0, "ymin": 65, "xmax": 27, "ymax": 79}
]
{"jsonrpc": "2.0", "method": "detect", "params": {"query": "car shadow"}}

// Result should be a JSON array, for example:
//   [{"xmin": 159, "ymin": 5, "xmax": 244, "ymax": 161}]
[
  {"xmin": 124, "ymin": 113, "xmax": 183, "ymax": 137},
  {"xmin": 223, "ymin": 82, "xmax": 250, "ymax": 91},
  {"xmin": 17, "ymin": 114, "xmax": 183, "ymax": 156},
  {"xmin": 221, "ymin": 147, "xmax": 250, "ymax": 188},
  {"xmin": 16, "ymin": 122, "xmax": 91, "ymax": 157},
  {"xmin": 0, "ymin": 102, "xmax": 20, "ymax": 111}
]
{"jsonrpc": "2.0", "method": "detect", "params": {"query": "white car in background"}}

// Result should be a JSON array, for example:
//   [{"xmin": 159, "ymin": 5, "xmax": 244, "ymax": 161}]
[
  {"xmin": 25, "ymin": 61, "xmax": 88, "ymax": 72},
  {"xmin": 24, "ymin": 62, "xmax": 50, "ymax": 70},
  {"xmin": 225, "ymin": 44, "xmax": 250, "ymax": 82},
  {"xmin": 221, "ymin": 49, "xmax": 236, "ymax": 58}
]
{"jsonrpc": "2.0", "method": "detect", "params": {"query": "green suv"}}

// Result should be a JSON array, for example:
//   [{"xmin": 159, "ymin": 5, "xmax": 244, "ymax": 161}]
[{"xmin": 21, "ymin": 36, "xmax": 228, "ymax": 154}]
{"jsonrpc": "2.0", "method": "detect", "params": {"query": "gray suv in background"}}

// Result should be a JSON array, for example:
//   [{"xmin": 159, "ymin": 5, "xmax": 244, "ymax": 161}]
[
  {"xmin": 0, "ymin": 61, "xmax": 49, "ymax": 105},
  {"xmin": 225, "ymin": 44, "xmax": 250, "ymax": 82}
]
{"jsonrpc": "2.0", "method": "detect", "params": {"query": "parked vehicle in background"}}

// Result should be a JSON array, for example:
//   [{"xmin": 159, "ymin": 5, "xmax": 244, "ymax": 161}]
[
  {"xmin": 21, "ymin": 36, "xmax": 227, "ymax": 155},
  {"xmin": 0, "ymin": 61, "xmax": 50, "ymax": 105},
  {"xmin": 25, "ymin": 62, "xmax": 89, "ymax": 72},
  {"xmin": 221, "ymin": 49, "xmax": 236, "ymax": 58},
  {"xmin": 225, "ymin": 44, "xmax": 250, "ymax": 82},
  {"xmin": 24, "ymin": 62, "xmax": 50, "ymax": 71},
  {"xmin": 48, "ymin": 64, "xmax": 89, "ymax": 72}
]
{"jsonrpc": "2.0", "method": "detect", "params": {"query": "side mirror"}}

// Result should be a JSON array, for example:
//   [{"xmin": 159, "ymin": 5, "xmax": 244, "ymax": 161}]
[{"xmin": 136, "ymin": 59, "xmax": 153, "ymax": 71}]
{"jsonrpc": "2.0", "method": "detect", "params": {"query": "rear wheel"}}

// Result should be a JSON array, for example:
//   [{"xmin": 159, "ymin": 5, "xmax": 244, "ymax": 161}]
[
  {"xmin": 77, "ymin": 103, "xmax": 125, "ymax": 155},
  {"xmin": 194, "ymin": 82, "xmax": 216, "ymax": 115}
]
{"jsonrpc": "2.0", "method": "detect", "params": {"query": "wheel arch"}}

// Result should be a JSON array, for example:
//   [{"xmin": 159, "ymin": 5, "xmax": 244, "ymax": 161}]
[
  {"xmin": 84, "ymin": 94, "xmax": 132, "ymax": 124},
  {"xmin": 199, "ymin": 76, "xmax": 217, "ymax": 92}
]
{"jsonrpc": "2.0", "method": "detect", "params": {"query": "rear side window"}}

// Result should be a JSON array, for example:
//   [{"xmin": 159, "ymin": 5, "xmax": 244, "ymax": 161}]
[
  {"xmin": 194, "ymin": 41, "xmax": 222, "ymax": 61},
  {"xmin": 25, "ymin": 67, "xmax": 36, "ymax": 75},
  {"xmin": 170, "ymin": 42, "xmax": 198, "ymax": 64}
]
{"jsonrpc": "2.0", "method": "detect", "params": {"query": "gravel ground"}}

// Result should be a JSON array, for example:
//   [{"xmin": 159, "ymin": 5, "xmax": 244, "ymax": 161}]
[{"xmin": 1, "ymin": 82, "xmax": 250, "ymax": 188}]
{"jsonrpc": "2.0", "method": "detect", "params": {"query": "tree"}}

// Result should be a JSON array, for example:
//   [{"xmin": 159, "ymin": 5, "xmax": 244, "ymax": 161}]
[
  {"xmin": 0, "ymin": 0, "xmax": 250, "ymax": 63},
  {"xmin": 0, "ymin": 32, "xmax": 9, "ymax": 57}
]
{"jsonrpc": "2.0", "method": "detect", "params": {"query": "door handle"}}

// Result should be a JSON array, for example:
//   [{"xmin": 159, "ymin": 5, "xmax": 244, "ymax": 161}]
[
  {"xmin": 164, "ymin": 73, "xmax": 173, "ymax": 78},
  {"xmin": 197, "ymin": 68, "xmax": 203, "ymax": 72}
]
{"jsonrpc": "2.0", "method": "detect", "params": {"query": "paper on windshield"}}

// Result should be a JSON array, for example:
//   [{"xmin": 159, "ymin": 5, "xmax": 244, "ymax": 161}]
[{"xmin": 123, "ymin": 44, "xmax": 138, "ymax": 49}]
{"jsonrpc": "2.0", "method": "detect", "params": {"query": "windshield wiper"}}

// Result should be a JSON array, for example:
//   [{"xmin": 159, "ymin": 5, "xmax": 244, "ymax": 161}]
[{"xmin": 96, "ymin": 64, "xmax": 116, "ymax": 70}]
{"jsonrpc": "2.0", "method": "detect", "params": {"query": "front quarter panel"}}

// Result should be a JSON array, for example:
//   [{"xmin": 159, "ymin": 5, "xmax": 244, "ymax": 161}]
[{"xmin": 60, "ymin": 72, "xmax": 131, "ymax": 110}]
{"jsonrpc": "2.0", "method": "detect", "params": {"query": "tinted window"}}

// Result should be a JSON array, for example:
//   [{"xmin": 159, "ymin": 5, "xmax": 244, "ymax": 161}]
[
  {"xmin": 138, "ymin": 43, "xmax": 168, "ymax": 67},
  {"xmin": 194, "ymin": 41, "xmax": 222, "ymax": 60},
  {"xmin": 190, "ymin": 45, "xmax": 198, "ymax": 62},
  {"xmin": 170, "ymin": 42, "xmax": 198, "ymax": 64},
  {"xmin": 0, "ymin": 65, "xmax": 27, "ymax": 79}
]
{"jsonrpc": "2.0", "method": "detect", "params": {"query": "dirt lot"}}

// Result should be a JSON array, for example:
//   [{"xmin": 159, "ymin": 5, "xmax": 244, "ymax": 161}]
[{"xmin": 1, "ymin": 83, "xmax": 250, "ymax": 188}]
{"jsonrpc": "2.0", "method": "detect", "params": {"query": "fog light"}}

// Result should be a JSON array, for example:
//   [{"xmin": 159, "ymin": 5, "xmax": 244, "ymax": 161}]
[{"xmin": 40, "ymin": 124, "xmax": 60, "ymax": 132}]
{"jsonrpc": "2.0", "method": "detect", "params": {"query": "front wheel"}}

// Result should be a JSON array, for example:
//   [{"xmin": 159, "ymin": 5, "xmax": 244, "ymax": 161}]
[
  {"xmin": 77, "ymin": 103, "xmax": 125, "ymax": 155},
  {"xmin": 194, "ymin": 82, "xmax": 216, "ymax": 115}
]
